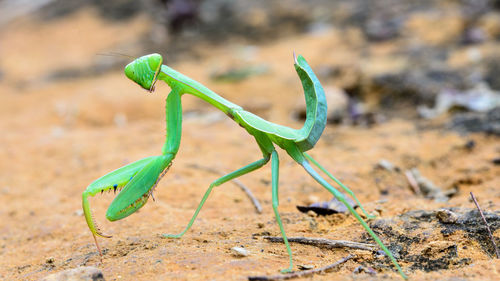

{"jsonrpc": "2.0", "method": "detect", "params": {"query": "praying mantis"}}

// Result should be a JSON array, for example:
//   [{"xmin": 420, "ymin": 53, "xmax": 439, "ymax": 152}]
[{"xmin": 82, "ymin": 53, "xmax": 407, "ymax": 279}]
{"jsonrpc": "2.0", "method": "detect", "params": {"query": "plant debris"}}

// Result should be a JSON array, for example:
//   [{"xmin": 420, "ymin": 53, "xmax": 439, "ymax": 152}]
[
  {"xmin": 418, "ymin": 83, "xmax": 500, "ymax": 119},
  {"xmin": 248, "ymin": 255, "xmax": 354, "ymax": 281},
  {"xmin": 470, "ymin": 192, "xmax": 500, "ymax": 258},
  {"xmin": 263, "ymin": 236, "xmax": 376, "ymax": 251},
  {"xmin": 405, "ymin": 168, "xmax": 453, "ymax": 202},
  {"xmin": 296, "ymin": 196, "xmax": 357, "ymax": 215}
]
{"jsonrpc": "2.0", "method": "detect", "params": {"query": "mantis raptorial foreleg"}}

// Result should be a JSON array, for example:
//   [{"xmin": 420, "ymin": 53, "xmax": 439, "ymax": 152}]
[
  {"xmin": 82, "ymin": 156, "xmax": 171, "ymax": 250},
  {"xmin": 271, "ymin": 150, "xmax": 294, "ymax": 273},
  {"xmin": 163, "ymin": 155, "xmax": 271, "ymax": 238},
  {"xmin": 304, "ymin": 152, "xmax": 376, "ymax": 219}
]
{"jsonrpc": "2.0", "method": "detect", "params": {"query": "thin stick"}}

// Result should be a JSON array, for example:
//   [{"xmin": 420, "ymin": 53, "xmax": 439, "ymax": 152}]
[
  {"xmin": 248, "ymin": 254, "xmax": 353, "ymax": 281},
  {"xmin": 263, "ymin": 236, "xmax": 376, "ymax": 251},
  {"xmin": 404, "ymin": 170, "xmax": 421, "ymax": 195},
  {"xmin": 188, "ymin": 163, "xmax": 262, "ymax": 213},
  {"xmin": 470, "ymin": 192, "xmax": 500, "ymax": 258}
]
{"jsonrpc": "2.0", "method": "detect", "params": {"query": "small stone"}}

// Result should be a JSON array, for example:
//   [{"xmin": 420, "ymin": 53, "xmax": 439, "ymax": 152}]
[
  {"xmin": 306, "ymin": 210, "xmax": 317, "ymax": 217},
  {"xmin": 231, "ymin": 246, "xmax": 249, "ymax": 257},
  {"xmin": 464, "ymin": 140, "xmax": 475, "ymax": 150},
  {"xmin": 41, "ymin": 266, "xmax": 105, "ymax": 281},
  {"xmin": 375, "ymin": 159, "xmax": 397, "ymax": 172},
  {"xmin": 375, "ymin": 251, "xmax": 387, "ymax": 259},
  {"xmin": 113, "ymin": 113, "xmax": 127, "ymax": 128},
  {"xmin": 436, "ymin": 209, "xmax": 458, "ymax": 224},
  {"xmin": 353, "ymin": 265, "xmax": 377, "ymax": 275}
]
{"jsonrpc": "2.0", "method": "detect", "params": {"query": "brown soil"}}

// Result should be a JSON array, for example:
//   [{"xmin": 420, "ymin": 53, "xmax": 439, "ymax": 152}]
[{"xmin": 1, "ymin": 8, "xmax": 499, "ymax": 281}]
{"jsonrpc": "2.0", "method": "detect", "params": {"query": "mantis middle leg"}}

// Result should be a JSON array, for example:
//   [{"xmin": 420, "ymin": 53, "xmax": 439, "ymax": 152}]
[
  {"xmin": 163, "ymin": 154, "xmax": 270, "ymax": 238},
  {"xmin": 270, "ymin": 149, "xmax": 294, "ymax": 273}
]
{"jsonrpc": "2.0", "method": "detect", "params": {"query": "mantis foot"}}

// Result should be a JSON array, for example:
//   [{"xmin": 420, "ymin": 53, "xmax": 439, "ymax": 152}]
[{"xmin": 365, "ymin": 214, "xmax": 377, "ymax": 220}]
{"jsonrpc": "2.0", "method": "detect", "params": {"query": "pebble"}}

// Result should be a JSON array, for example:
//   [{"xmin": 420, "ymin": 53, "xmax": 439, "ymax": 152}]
[
  {"xmin": 376, "ymin": 159, "xmax": 397, "ymax": 172},
  {"xmin": 353, "ymin": 265, "xmax": 377, "ymax": 275},
  {"xmin": 436, "ymin": 209, "xmax": 459, "ymax": 224},
  {"xmin": 41, "ymin": 266, "xmax": 104, "ymax": 281},
  {"xmin": 231, "ymin": 246, "xmax": 250, "ymax": 257}
]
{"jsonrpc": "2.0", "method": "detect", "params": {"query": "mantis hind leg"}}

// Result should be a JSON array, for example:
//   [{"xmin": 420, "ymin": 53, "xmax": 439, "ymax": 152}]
[
  {"xmin": 270, "ymin": 150, "xmax": 294, "ymax": 273},
  {"xmin": 301, "ymin": 160, "xmax": 407, "ymax": 279},
  {"xmin": 163, "ymin": 155, "xmax": 270, "ymax": 238},
  {"xmin": 303, "ymin": 152, "xmax": 375, "ymax": 219}
]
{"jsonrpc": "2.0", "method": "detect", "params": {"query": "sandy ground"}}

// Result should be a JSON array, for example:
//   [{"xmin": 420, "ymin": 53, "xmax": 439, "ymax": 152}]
[{"xmin": 1, "ymin": 8, "xmax": 499, "ymax": 281}]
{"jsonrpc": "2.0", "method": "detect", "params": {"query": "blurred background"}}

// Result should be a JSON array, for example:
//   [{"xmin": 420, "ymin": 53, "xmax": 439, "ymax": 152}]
[
  {"xmin": 1, "ymin": 0, "xmax": 499, "ymax": 280},
  {"xmin": 2, "ymin": 0, "xmax": 500, "ymax": 125}
]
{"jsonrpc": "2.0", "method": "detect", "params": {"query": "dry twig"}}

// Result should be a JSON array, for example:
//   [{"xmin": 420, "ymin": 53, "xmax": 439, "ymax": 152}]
[
  {"xmin": 263, "ymin": 236, "xmax": 376, "ymax": 251},
  {"xmin": 470, "ymin": 192, "xmax": 500, "ymax": 258},
  {"xmin": 248, "ymin": 255, "xmax": 354, "ymax": 281},
  {"xmin": 404, "ymin": 170, "xmax": 421, "ymax": 196},
  {"xmin": 188, "ymin": 163, "xmax": 262, "ymax": 213}
]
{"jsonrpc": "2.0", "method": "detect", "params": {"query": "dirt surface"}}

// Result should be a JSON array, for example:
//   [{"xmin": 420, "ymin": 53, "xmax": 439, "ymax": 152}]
[{"xmin": 1, "ymin": 7, "xmax": 499, "ymax": 281}]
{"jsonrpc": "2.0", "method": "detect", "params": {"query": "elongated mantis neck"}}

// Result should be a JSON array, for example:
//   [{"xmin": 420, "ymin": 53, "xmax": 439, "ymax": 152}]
[
  {"xmin": 158, "ymin": 65, "xmax": 242, "ymax": 115},
  {"xmin": 162, "ymin": 89, "xmax": 182, "ymax": 156}
]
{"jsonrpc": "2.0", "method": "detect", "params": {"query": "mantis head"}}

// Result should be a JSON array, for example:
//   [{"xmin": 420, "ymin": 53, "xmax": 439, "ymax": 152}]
[{"xmin": 124, "ymin": 53, "xmax": 163, "ymax": 92}]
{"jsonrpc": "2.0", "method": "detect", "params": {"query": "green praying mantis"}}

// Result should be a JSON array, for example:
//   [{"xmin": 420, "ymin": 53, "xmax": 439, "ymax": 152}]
[{"xmin": 82, "ymin": 53, "xmax": 407, "ymax": 279}]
